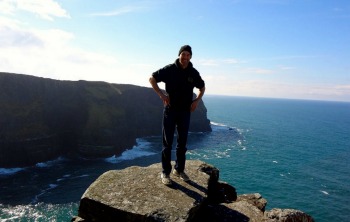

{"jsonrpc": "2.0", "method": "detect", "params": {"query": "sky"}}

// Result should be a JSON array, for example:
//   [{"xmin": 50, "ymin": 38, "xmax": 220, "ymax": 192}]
[{"xmin": 0, "ymin": 0, "xmax": 349, "ymax": 102}]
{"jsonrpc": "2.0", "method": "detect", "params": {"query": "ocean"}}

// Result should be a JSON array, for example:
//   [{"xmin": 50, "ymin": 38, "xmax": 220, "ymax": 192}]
[{"xmin": 1, "ymin": 95, "xmax": 349, "ymax": 222}]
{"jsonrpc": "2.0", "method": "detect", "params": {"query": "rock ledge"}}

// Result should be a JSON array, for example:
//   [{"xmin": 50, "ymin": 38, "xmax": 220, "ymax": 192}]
[{"xmin": 72, "ymin": 160, "xmax": 314, "ymax": 222}]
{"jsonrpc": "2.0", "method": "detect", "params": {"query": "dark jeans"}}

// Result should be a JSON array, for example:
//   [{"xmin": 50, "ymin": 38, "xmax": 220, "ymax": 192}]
[{"xmin": 161, "ymin": 106, "xmax": 191, "ymax": 175}]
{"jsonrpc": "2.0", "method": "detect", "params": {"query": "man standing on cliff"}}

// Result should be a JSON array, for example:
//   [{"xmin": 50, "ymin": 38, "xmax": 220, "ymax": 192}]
[{"xmin": 149, "ymin": 45, "xmax": 206, "ymax": 186}]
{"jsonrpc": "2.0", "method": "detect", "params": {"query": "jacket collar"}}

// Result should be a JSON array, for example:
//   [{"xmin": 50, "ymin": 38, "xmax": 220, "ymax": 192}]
[{"xmin": 175, "ymin": 58, "xmax": 193, "ymax": 69}]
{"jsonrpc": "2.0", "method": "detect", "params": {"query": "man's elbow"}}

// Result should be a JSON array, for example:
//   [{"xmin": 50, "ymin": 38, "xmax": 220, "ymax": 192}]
[{"xmin": 149, "ymin": 76, "xmax": 155, "ymax": 84}]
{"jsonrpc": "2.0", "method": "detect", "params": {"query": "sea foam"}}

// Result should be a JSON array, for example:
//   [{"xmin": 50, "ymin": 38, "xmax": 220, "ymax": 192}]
[
  {"xmin": 321, "ymin": 190, "xmax": 329, "ymax": 195},
  {"xmin": 105, "ymin": 138, "xmax": 157, "ymax": 164},
  {"xmin": 32, "ymin": 183, "xmax": 59, "ymax": 204},
  {"xmin": 0, "ymin": 167, "xmax": 25, "ymax": 175},
  {"xmin": 35, "ymin": 157, "xmax": 65, "ymax": 168}
]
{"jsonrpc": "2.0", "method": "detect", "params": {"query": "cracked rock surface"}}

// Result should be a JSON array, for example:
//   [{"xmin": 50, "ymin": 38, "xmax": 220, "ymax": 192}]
[{"xmin": 73, "ymin": 160, "xmax": 314, "ymax": 222}]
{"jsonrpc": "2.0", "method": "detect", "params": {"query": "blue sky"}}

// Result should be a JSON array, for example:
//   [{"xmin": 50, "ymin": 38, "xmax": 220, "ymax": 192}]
[{"xmin": 0, "ymin": 0, "xmax": 349, "ymax": 102}]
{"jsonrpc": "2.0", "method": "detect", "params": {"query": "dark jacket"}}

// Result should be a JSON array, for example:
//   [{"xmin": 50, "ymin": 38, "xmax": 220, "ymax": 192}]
[{"xmin": 152, "ymin": 59, "xmax": 205, "ymax": 111}]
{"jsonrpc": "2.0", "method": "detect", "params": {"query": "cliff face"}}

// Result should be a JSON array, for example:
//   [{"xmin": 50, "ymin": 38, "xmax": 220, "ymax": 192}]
[
  {"xmin": 72, "ymin": 160, "xmax": 314, "ymax": 222},
  {"xmin": 0, "ymin": 72, "xmax": 211, "ymax": 167}
]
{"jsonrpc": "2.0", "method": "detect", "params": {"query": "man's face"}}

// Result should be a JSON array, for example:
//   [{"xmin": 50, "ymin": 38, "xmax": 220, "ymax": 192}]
[{"xmin": 179, "ymin": 51, "xmax": 192, "ymax": 68}]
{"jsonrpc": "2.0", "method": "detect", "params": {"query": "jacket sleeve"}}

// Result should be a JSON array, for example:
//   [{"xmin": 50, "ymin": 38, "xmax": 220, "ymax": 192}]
[
  {"xmin": 193, "ymin": 69, "xmax": 205, "ymax": 89},
  {"xmin": 152, "ymin": 64, "xmax": 172, "ymax": 83}
]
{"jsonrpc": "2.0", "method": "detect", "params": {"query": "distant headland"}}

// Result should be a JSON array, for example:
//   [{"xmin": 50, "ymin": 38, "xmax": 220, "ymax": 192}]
[{"xmin": 0, "ymin": 72, "xmax": 211, "ymax": 168}]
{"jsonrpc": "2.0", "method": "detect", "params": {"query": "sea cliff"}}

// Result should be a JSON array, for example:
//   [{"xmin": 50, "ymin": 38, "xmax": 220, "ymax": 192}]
[{"xmin": 0, "ymin": 72, "xmax": 211, "ymax": 168}]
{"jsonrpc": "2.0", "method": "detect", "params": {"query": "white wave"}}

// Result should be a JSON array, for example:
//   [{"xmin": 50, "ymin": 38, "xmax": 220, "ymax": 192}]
[
  {"xmin": 105, "ymin": 138, "xmax": 157, "ymax": 164},
  {"xmin": 48, "ymin": 184, "xmax": 58, "ymax": 189},
  {"xmin": 273, "ymin": 160, "xmax": 278, "ymax": 163},
  {"xmin": 321, "ymin": 190, "xmax": 329, "ymax": 195},
  {"xmin": 210, "ymin": 122, "xmax": 245, "ymax": 135},
  {"xmin": 0, "ymin": 167, "xmax": 25, "ymax": 175},
  {"xmin": 56, "ymin": 174, "xmax": 71, "ymax": 182},
  {"xmin": 237, "ymin": 140, "xmax": 247, "ymax": 150},
  {"xmin": 188, "ymin": 148, "xmax": 231, "ymax": 160},
  {"xmin": 31, "ymin": 183, "xmax": 59, "ymax": 204},
  {"xmin": 210, "ymin": 121, "xmax": 228, "ymax": 127},
  {"xmin": 74, "ymin": 174, "xmax": 89, "ymax": 178},
  {"xmin": 0, "ymin": 202, "xmax": 79, "ymax": 221},
  {"xmin": 35, "ymin": 157, "xmax": 65, "ymax": 168},
  {"xmin": 57, "ymin": 174, "xmax": 88, "ymax": 182},
  {"xmin": 36, "ymin": 163, "xmax": 48, "ymax": 168}
]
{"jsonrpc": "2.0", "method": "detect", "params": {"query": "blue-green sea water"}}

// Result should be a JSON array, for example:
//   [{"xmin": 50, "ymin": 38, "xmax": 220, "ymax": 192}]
[{"xmin": 1, "ymin": 96, "xmax": 349, "ymax": 221}]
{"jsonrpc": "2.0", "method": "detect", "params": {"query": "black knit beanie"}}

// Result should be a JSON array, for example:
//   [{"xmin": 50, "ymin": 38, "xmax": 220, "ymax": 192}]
[{"xmin": 178, "ymin": 45, "xmax": 192, "ymax": 56}]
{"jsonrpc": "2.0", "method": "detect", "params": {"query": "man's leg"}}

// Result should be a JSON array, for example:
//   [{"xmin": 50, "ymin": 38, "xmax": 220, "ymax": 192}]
[
  {"xmin": 162, "ymin": 106, "xmax": 176, "ymax": 175},
  {"xmin": 175, "ymin": 111, "xmax": 191, "ymax": 173}
]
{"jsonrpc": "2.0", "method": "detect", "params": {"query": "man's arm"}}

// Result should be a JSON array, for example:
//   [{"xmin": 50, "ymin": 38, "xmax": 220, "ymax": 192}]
[
  {"xmin": 149, "ymin": 76, "xmax": 170, "ymax": 106},
  {"xmin": 190, "ymin": 86, "xmax": 205, "ymax": 112}
]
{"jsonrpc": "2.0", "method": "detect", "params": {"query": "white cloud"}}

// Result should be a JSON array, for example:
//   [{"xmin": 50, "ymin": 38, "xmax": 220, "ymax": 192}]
[
  {"xmin": 232, "ymin": 65, "xmax": 296, "ymax": 75},
  {"xmin": 198, "ymin": 59, "xmax": 219, "ymax": 66},
  {"xmin": 0, "ymin": 0, "xmax": 70, "ymax": 21},
  {"xmin": 197, "ymin": 58, "xmax": 245, "ymax": 66},
  {"xmin": 0, "ymin": 15, "xmax": 123, "ymax": 83},
  {"xmin": 279, "ymin": 66, "xmax": 295, "ymax": 70},
  {"xmin": 0, "ymin": 15, "xmax": 72, "ymax": 48},
  {"xmin": 0, "ymin": 8, "xmax": 156, "ymax": 88},
  {"xmin": 240, "ymin": 68, "xmax": 275, "ymax": 75},
  {"xmin": 335, "ymin": 84, "xmax": 350, "ymax": 90},
  {"xmin": 0, "ymin": 41, "xmax": 122, "ymax": 82},
  {"xmin": 205, "ymin": 78, "xmax": 350, "ymax": 101},
  {"xmin": 90, "ymin": 5, "xmax": 148, "ymax": 17},
  {"xmin": 0, "ymin": 15, "xmax": 20, "ymax": 26},
  {"xmin": 223, "ymin": 58, "xmax": 243, "ymax": 64},
  {"xmin": 0, "ymin": 16, "xmax": 43, "ymax": 47},
  {"xmin": 0, "ymin": 0, "xmax": 16, "ymax": 15}
]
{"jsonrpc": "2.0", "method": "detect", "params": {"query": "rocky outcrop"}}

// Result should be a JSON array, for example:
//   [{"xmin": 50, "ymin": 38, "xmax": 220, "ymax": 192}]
[
  {"xmin": 264, "ymin": 209, "xmax": 315, "ymax": 222},
  {"xmin": 0, "ymin": 73, "xmax": 211, "ymax": 167},
  {"xmin": 72, "ymin": 160, "xmax": 314, "ymax": 222}
]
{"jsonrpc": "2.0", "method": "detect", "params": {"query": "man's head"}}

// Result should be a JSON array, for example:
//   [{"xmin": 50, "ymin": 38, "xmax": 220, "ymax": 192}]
[
  {"xmin": 178, "ymin": 45, "xmax": 192, "ymax": 56},
  {"xmin": 178, "ymin": 45, "xmax": 192, "ymax": 69}
]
